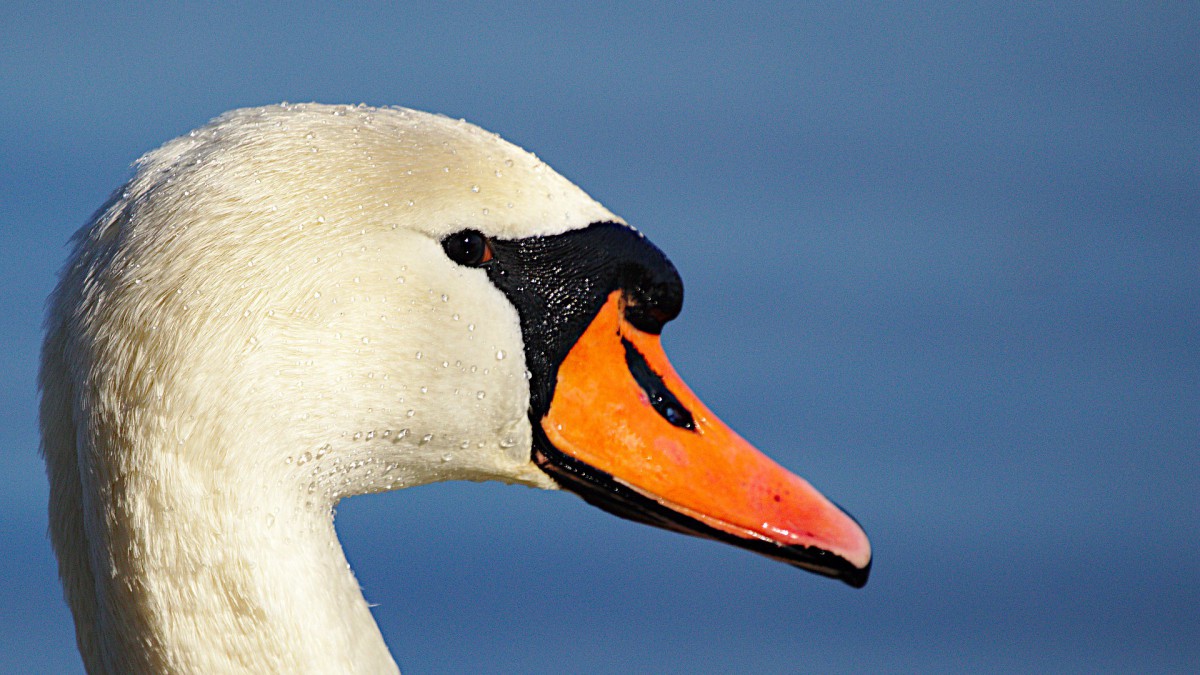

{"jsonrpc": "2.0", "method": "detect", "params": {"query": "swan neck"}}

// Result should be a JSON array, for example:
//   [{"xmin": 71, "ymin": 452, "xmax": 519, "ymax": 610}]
[{"xmin": 83, "ymin": 443, "xmax": 399, "ymax": 674}]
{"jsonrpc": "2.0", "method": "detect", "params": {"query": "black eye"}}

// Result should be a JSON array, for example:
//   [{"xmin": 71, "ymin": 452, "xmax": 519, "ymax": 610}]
[{"xmin": 442, "ymin": 229, "xmax": 494, "ymax": 266}]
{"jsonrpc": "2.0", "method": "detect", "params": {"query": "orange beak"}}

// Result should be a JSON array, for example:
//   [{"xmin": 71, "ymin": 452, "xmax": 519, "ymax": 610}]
[{"xmin": 536, "ymin": 292, "xmax": 871, "ymax": 587}]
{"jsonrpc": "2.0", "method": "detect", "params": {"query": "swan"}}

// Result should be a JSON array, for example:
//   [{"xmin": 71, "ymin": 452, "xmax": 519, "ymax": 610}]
[{"xmin": 40, "ymin": 103, "xmax": 871, "ymax": 673}]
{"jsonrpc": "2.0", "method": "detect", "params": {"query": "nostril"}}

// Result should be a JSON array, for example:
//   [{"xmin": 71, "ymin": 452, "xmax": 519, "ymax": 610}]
[{"xmin": 621, "ymin": 336, "xmax": 695, "ymax": 431}]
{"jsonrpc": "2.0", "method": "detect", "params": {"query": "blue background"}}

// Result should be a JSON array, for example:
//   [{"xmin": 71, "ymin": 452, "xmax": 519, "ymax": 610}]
[{"xmin": 2, "ymin": 3, "xmax": 1196, "ymax": 672}]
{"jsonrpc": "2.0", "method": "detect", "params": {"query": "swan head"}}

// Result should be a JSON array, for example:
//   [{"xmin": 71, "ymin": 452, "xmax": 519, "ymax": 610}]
[{"xmin": 49, "ymin": 103, "xmax": 869, "ymax": 596}]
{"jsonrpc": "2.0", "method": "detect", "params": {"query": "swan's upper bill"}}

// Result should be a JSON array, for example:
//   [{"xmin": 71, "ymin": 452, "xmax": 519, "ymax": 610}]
[{"xmin": 41, "ymin": 103, "xmax": 869, "ymax": 673}]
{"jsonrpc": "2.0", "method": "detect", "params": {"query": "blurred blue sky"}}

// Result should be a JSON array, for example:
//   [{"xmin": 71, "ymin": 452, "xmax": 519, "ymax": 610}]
[{"xmin": 2, "ymin": 3, "xmax": 1196, "ymax": 672}]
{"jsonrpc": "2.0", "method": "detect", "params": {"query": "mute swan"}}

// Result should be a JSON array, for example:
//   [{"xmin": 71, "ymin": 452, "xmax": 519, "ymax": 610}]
[{"xmin": 40, "ymin": 103, "xmax": 870, "ymax": 673}]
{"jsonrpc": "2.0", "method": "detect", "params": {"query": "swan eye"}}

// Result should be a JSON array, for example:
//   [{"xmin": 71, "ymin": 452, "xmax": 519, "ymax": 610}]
[{"xmin": 442, "ymin": 229, "xmax": 494, "ymax": 266}]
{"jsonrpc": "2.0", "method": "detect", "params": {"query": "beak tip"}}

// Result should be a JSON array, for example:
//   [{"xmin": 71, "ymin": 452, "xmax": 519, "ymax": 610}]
[
  {"xmin": 786, "ymin": 541, "xmax": 871, "ymax": 589},
  {"xmin": 842, "ymin": 558, "xmax": 871, "ymax": 588}
]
